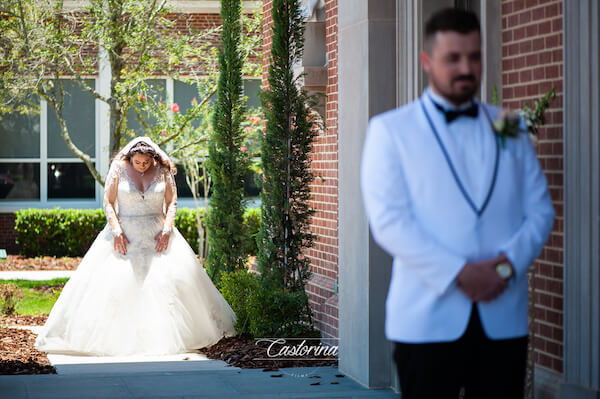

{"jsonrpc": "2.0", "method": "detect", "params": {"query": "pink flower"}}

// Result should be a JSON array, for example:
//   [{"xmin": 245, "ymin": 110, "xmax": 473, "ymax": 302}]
[
  {"xmin": 249, "ymin": 116, "xmax": 261, "ymax": 125},
  {"xmin": 240, "ymin": 146, "xmax": 247, "ymax": 153},
  {"xmin": 138, "ymin": 94, "xmax": 146, "ymax": 101},
  {"xmin": 244, "ymin": 126, "xmax": 253, "ymax": 132},
  {"xmin": 171, "ymin": 103, "xmax": 180, "ymax": 113},
  {"xmin": 160, "ymin": 130, "xmax": 167, "ymax": 136}
]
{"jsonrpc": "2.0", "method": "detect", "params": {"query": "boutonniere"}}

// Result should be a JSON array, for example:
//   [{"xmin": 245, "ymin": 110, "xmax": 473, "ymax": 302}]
[{"xmin": 491, "ymin": 109, "xmax": 526, "ymax": 149}]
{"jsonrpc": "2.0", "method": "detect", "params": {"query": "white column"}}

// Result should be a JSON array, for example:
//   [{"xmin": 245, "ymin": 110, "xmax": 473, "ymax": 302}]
[
  {"xmin": 562, "ymin": 1, "xmax": 600, "ymax": 397},
  {"xmin": 338, "ymin": 0, "xmax": 397, "ymax": 390},
  {"xmin": 40, "ymin": 100, "xmax": 48, "ymax": 205},
  {"xmin": 96, "ymin": 45, "xmax": 111, "ymax": 203}
]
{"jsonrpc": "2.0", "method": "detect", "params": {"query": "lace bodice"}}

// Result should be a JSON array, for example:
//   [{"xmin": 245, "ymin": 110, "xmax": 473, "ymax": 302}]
[{"xmin": 103, "ymin": 159, "xmax": 177, "ymax": 238}]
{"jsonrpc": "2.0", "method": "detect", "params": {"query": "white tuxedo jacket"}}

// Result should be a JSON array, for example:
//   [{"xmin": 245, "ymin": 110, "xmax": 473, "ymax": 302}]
[{"xmin": 360, "ymin": 91, "xmax": 555, "ymax": 343}]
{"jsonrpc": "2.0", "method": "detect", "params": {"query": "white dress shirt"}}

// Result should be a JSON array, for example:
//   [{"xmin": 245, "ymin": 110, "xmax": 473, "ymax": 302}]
[{"xmin": 424, "ymin": 87, "xmax": 495, "ymax": 208}]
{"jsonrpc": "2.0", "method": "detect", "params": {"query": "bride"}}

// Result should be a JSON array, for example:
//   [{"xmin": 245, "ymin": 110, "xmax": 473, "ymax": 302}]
[{"xmin": 34, "ymin": 136, "xmax": 237, "ymax": 356}]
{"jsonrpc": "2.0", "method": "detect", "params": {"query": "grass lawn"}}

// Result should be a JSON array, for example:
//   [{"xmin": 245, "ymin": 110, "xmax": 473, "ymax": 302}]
[{"xmin": 0, "ymin": 278, "xmax": 68, "ymax": 315}]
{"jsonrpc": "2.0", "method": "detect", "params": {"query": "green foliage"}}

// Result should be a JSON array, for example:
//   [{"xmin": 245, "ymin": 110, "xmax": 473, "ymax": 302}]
[
  {"xmin": 258, "ymin": 0, "xmax": 317, "ymax": 292},
  {"xmin": 176, "ymin": 207, "xmax": 261, "ymax": 258},
  {"xmin": 205, "ymin": 0, "xmax": 249, "ymax": 285},
  {"xmin": 0, "ymin": 279, "xmax": 67, "ymax": 315},
  {"xmin": 0, "ymin": 283, "xmax": 22, "ymax": 315},
  {"xmin": 219, "ymin": 269, "xmax": 260, "ymax": 334},
  {"xmin": 15, "ymin": 208, "xmax": 105, "ymax": 257},
  {"xmin": 0, "ymin": 278, "xmax": 70, "ymax": 288},
  {"xmin": 247, "ymin": 283, "xmax": 318, "ymax": 338},
  {"xmin": 14, "ymin": 208, "xmax": 260, "ymax": 257},
  {"xmin": 220, "ymin": 270, "xmax": 318, "ymax": 338},
  {"xmin": 521, "ymin": 87, "xmax": 556, "ymax": 135}
]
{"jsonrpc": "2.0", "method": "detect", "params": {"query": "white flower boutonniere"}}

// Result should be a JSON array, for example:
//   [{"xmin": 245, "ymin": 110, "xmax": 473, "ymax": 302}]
[{"xmin": 492, "ymin": 109, "xmax": 526, "ymax": 149}]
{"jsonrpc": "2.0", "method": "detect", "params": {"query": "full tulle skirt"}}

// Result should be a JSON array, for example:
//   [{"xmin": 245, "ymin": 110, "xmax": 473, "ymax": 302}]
[{"xmin": 34, "ymin": 220, "xmax": 237, "ymax": 356}]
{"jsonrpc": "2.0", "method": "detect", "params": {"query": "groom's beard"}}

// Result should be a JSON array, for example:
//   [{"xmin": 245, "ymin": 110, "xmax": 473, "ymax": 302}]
[{"xmin": 430, "ymin": 74, "xmax": 480, "ymax": 105}]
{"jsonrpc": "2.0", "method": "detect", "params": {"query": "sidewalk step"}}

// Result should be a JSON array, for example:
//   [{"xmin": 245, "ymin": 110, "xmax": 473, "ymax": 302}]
[{"xmin": 0, "ymin": 270, "xmax": 73, "ymax": 280}]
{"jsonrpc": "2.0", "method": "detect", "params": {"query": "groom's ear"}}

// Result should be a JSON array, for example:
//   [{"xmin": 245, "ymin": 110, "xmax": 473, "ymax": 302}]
[{"xmin": 420, "ymin": 50, "xmax": 432, "ymax": 74}]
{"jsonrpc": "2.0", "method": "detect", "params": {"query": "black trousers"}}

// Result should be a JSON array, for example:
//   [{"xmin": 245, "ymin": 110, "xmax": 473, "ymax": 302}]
[{"xmin": 393, "ymin": 304, "xmax": 528, "ymax": 399}]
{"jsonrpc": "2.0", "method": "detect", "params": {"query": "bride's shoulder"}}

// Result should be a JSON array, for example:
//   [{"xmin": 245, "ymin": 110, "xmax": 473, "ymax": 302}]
[{"xmin": 108, "ymin": 158, "xmax": 128, "ymax": 177}]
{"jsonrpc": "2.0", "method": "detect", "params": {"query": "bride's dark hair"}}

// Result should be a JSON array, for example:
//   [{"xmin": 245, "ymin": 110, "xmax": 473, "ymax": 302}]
[{"xmin": 120, "ymin": 141, "xmax": 177, "ymax": 175}]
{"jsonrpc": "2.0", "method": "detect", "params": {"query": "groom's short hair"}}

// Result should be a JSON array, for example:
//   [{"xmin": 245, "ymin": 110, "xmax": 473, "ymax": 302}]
[{"xmin": 424, "ymin": 8, "xmax": 480, "ymax": 51}]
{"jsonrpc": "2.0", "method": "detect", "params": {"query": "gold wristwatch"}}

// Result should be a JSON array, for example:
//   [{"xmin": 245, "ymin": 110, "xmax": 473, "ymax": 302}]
[{"xmin": 496, "ymin": 262, "xmax": 514, "ymax": 280}]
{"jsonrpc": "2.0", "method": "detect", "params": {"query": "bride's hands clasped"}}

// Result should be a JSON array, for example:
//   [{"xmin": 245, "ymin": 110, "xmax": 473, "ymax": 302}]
[
  {"xmin": 114, "ymin": 233, "xmax": 130, "ymax": 255},
  {"xmin": 154, "ymin": 231, "xmax": 170, "ymax": 252}
]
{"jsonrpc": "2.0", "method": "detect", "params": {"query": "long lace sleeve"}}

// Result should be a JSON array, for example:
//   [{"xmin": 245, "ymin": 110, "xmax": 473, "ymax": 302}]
[
  {"xmin": 103, "ymin": 160, "xmax": 123, "ymax": 237},
  {"xmin": 162, "ymin": 167, "xmax": 177, "ymax": 234}
]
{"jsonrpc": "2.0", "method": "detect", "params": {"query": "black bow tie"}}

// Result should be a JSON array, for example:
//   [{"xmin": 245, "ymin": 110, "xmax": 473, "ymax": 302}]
[{"xmin": 432, "ymin": 101, "xmax": 479, "ymax": 123}]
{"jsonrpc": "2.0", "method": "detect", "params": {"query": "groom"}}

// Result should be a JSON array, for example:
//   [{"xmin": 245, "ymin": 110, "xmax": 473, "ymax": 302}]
[{"xmin": 360, "ymin": 8, "xmax": 555, "ymax": 399}]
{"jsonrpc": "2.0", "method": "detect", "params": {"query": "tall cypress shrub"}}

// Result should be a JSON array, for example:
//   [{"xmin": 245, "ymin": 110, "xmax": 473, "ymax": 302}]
[
  {"xmin": 258, "ymin": 0, "xmax": 316, "ymax": 292},
  {"xmin": 205, "ymin": 0, "xmax": 248, "ymax": 285}
]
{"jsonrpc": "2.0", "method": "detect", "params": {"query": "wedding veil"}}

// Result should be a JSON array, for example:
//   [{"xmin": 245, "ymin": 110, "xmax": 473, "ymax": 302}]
[{"xmin": 114, "ymin": 136, "xmax": 172, "ymax": 167}]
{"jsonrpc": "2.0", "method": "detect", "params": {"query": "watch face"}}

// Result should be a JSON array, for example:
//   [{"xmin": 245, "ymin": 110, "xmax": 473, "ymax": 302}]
[{"xmin": 496, "ymin": 263, "xmax": 513, "ymax": 279}]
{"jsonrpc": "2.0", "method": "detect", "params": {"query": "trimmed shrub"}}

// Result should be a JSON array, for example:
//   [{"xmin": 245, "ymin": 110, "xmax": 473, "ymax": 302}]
[
  {"xmin": 247, "ymin": 283, "xmax": 319, "ymax": 338},
  {"xmin": 220, "ymin": 269, "xmax": 260, "ymax": 334},
  {"xmin": 15, "ymin": 208, "xmax": 105, "ymax": 257},
  {"xmin": 14, "ymin": 207, "xmax": 261, "ymax": 258}
]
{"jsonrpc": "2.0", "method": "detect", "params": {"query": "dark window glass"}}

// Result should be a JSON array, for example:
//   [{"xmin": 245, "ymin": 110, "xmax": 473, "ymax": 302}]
[
  {"xmin": 244, "ymin": 171, "xmax": 261, "ymax": 197},
  {"xmin": 174, "ymin": 163, "xmax": 208, "ymax": 198},
  {"xmin": 0, "ymin": 163, "xmax": 40, "ymax": 200},
  {"xmin": 173, "ymin": 79, "xmax": 261, "ymax": 128},
  {"xmin": 0, "ymin": 96, "xmax": 41, "ymax": 158},
  {"xmin": 48, "ymin": 163, "xmax": 95, "ymax": 199},
  {"xmin": 173, "ymin": 80, "xmax": 217, "ymax": 130},
  {"xmin": 47, "ymin": 80, "xmax": 96, "ymax": 158},
  {"xmin": 173, "ymin": 163, "xmax": 260, "ymax": 199},
  {"xmin": 244, "ymin": 79, "xmax": 262, "ymax": 109},
  {"xmin": 127, "ymin": 79, "xmax": 166, "ymax": 136}
]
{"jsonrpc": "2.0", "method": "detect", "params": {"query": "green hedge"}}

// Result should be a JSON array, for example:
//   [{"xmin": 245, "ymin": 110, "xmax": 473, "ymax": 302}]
[
  {"xmin": 15, "ymin": 208, "xmax": 106, "ymax": 257},
  {"xmin": 15, "ymin": 207, "xmax": 260, "ymax": 257}
]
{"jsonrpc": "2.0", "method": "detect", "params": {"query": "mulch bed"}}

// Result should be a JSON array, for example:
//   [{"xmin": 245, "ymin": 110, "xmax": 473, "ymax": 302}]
[
  {"xmin": 0, "ymin": 255, "xmax": 81, "ymax": 271},
  {"xmin": 1, "ymin": 314, "xmax": 48, "ymax": 327},
  {"xmin": 199, "ymin": 334, "xmax": 338, "ymax": 369},
  {"xmin": 0, "ymin": 327, "xmax": 56, "ymax": 374}
]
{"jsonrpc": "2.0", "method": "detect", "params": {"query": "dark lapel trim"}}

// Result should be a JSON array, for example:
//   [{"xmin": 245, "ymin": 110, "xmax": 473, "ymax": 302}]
[{"xmin": 419, "ymin": 97, "xmax": 500, "ymax": 217}]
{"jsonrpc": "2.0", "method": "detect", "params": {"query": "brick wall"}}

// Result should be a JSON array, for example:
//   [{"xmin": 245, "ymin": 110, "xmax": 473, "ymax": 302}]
[
  {"xmin": 501, "ymin": 0, "xmax": 564, "ymax": 374},
  {"xmin": 262, "ymin": 0, "xmax": 339, "ymax": 340},
  {"xmin": 0, "ymin": 213, "xmax": 17, "ymax": 254},
  {"xmin": 304, "ymin": 0, "xmax": 338, "ymax": 340}
]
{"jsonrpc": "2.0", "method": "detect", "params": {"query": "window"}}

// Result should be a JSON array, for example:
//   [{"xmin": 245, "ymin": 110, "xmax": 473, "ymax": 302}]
[
  {"xmin": 172, "ymin": 78, "xmax": 262, "ymax": 201},
  {"xmin": 128, "ymin": 79, "xmax": 166, "ymax": 136},
  {"xmin": 0, "ymin": 79, "xmax": 97, "ymax": 204}
]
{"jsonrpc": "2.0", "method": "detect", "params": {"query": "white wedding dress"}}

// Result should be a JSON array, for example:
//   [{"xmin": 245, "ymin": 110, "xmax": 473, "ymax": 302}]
[{"xmin": 34, "ymin": 158, "xmax": 237, "ymax": 356}]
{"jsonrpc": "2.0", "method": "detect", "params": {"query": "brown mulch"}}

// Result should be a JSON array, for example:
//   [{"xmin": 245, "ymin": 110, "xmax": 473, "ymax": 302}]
[
  {"xmin": 0, "ymin": 314, "xmax": 48, "ymax": 327},
  {"xmin": 0, "ymin": 327, "xmax": 56, "ymax": 374},
  {"xmin": 198, "ymin": 334, "xmax": 338, "ymax": 369},
  {"xmin": 0, "ymin": 255, "xmax": 81, "ymax": 271}
]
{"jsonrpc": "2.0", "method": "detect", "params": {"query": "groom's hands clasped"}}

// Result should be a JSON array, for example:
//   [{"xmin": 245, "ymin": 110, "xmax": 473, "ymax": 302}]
[{"xmin": 456, "ymin": 255, "xmax": 513, "ymax": 302}]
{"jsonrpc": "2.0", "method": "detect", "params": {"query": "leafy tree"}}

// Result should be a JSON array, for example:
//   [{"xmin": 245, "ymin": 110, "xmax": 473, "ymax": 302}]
[
  {"xmin": 258, "ymin": 0, "xmax": 319, "ymax": 292},
  {"xmin": 0, "ymin": 0, "xmax": 223, "ymax": 185}
]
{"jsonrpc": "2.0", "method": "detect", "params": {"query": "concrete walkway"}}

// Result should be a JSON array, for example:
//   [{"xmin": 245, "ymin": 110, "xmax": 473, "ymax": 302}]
[
  {"xmin": 0, "ymin": 365, "xmax": 399, "ymax": 398},
  {"xmin": 0, "ymin": 270, "xmax": 73, "ymax": 280}
]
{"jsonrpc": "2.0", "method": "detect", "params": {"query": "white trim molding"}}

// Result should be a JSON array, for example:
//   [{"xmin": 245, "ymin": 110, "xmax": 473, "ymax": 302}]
[
  {"xmin": 62, "ymin": 0, "xmax": 261, "ymax": 13},
  {"xmin": 562, "ymin": 0, "xmax": 600, "ymax": 398}
]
